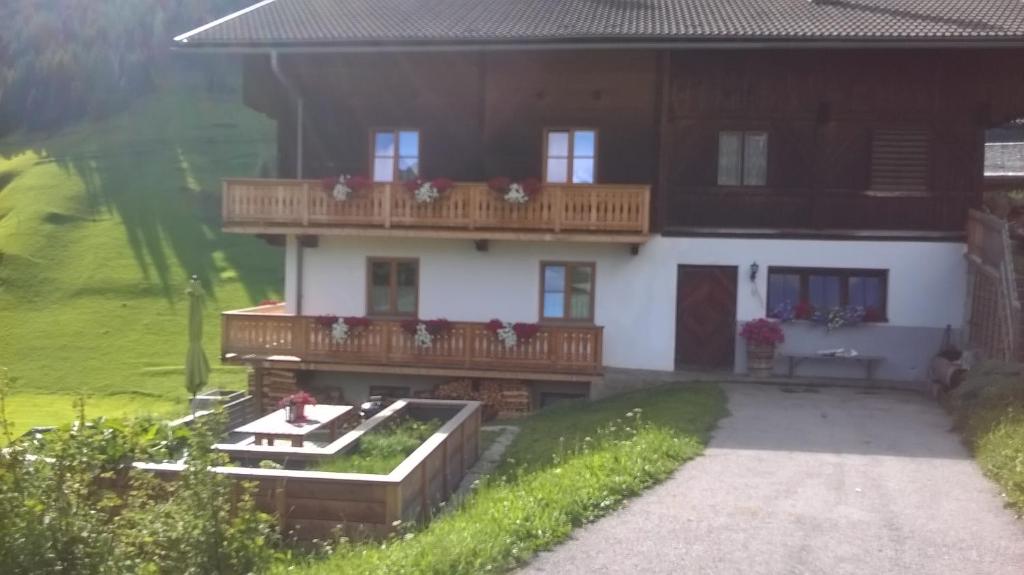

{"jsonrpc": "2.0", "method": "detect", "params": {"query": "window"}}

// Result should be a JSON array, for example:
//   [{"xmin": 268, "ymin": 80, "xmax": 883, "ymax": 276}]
[
  {"xmin": 372, "ymin": 129, "xmax": 420, "ymax": 182},
  {"xmin": 870, "ymin": 128, "xmax": 929, "ymax": 192},
  {"xmin": 541, "ymin": 262, "xmax": 595, "ymax": 321},
  {"xmin": 766, "ymin": 267, "xmax": 888, "ymax": 321},
  {"xmin": 717, "ymin": 131, "xmax": 768, "ymax": 186},
  {"xmin": 545, "ymin": 129, "xmax": 597, "ymax": 184},
  {"xmin": 367, "ymin": 258, "xmax": 418, "ymax": 316}
]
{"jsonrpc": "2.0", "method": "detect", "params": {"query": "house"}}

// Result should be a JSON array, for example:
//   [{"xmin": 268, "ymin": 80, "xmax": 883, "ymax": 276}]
[{"xmin": 175, "ymin": 0, "xmax": 1024, "ymax": 408}]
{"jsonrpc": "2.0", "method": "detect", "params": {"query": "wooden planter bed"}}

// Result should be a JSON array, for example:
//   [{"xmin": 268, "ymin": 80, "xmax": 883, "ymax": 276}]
[{"xmin": 136, "ymin": 399, "xmax": 482, "ymax": 539}]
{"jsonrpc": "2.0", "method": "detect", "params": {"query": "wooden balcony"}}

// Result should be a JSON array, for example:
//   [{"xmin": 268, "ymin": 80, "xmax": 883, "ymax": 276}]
[
  {"xmin": 222, "ymin": 178, "xmax": 650, "ymax": 243},
  {"xmin": 221, "ymin": 305, "xmax": 604, "ymax": 382}
]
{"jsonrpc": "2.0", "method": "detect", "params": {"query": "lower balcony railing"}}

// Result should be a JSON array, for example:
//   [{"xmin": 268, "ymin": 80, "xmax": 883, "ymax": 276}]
[
  {"xmin": 222, "ymin": 305, "xmax": 603, "ymax": 376},
  {"xmin": 222, "ymin": 178, "xmax": 650, "ymax": 240}
]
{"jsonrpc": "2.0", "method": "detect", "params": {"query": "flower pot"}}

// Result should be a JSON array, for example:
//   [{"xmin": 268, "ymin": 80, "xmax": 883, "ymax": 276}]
[{"xmin": 747, "ymin": 342, "xmax": 776, "ymax": 377}]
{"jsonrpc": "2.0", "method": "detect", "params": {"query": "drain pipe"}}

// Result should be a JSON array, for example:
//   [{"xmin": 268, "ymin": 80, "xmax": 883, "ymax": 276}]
[{"xmin": 270, "ymin": 50, "xmax": 306, "ymax": 314}]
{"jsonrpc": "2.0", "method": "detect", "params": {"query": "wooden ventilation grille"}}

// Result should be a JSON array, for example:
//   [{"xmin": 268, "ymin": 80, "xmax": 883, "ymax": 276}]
[{"xmin": 870, "ymin": 129, "xmax": 929, "ymax": 192}]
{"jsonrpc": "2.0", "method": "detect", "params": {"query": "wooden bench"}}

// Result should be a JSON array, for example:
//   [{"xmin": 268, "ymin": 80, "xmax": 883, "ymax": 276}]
[{"xmin": 782, "ymin": 353, "xmax": 884, "ymax": 380}]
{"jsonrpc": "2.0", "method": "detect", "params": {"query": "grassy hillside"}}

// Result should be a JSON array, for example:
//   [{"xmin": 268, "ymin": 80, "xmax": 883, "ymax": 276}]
[{"xmin": 0, "ymin": 89, "xmax": 281, "ymax": 436}]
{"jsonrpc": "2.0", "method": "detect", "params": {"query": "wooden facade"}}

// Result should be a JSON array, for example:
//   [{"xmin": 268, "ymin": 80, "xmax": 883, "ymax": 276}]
[{"xmin": 240, "ymin": 48, "xmax": 1024, "ymax": 236}]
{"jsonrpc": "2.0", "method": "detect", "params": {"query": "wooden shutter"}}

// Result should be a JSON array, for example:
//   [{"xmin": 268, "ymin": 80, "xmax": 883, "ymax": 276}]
[{"xmin": 870, "ymin": 129, "xmax": 929, "ymax": 192}]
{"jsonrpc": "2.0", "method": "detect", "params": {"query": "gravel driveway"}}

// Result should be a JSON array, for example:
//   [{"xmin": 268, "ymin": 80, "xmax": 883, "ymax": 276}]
[{"xmin": 521, "ymin": 383, "xmax": 1024, "ymax": 575}]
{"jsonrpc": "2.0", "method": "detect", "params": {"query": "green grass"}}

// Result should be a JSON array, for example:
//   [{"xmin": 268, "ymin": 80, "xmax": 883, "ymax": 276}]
[
  {"xmin": 949, "ymin": 362, "xmax": 1024, "ymax": 515},
  {"xmin": 312, "ymin": 419, "xmax": 444, "ymax": 475},
  {"xmin": 0, "ymin": 87, "xmax": 280, "ymax": 437},
  {"xmin": 282, "ymin": 383, "xmax": 726, "ymax": 574}
]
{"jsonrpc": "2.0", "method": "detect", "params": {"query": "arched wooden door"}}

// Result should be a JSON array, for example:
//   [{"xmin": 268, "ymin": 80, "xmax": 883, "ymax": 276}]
[{"xmin": 675, "ymin": 265, "xmax": 738, "ymax": 370}]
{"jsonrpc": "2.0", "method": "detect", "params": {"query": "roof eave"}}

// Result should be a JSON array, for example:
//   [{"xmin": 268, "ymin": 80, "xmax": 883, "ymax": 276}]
[{"xmin": 171, "ymin": 36, "xmax": 1024, "ymax": 54}]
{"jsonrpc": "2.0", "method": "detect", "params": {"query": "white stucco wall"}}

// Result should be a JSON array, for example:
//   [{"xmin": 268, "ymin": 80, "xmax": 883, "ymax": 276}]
[{"xmin": 285, "ymin": 236, "xmax": 966, "ymax": 379}]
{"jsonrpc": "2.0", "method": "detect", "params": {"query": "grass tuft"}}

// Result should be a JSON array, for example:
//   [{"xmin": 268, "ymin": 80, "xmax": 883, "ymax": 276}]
[
  {"xmin": 312, "ymin": 418, "xmax": 443, "ymax": 475},
  {"xmin": 948, "ymin": 361, "xmax": 1024, "ymax": 514},
  {"xmin": 283, "ymin": 383, "xmax": 725, "ymax": 575}
]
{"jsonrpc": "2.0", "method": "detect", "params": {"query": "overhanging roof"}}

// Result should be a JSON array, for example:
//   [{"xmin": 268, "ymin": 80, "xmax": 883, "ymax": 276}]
[{"xmin": 174, "ymin": 0, "xmax": 1024, "ymax": 51}]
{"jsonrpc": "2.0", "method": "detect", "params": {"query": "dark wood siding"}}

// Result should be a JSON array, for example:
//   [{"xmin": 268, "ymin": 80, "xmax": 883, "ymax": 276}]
[{"xmin": 244, "ymin": 48, "xmax": 1024, "ymax": 234}]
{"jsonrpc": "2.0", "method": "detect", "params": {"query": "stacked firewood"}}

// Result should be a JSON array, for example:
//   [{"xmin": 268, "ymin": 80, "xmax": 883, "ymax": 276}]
[
  {"xmin": 258, "ymin": 369, "xmax": 301, "ymax": 413},
  {"xmin": 431, "ymin": 378, "xmax": 533, "ymax": 419}
]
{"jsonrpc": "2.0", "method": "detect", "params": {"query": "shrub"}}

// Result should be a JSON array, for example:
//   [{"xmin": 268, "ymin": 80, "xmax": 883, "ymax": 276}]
[{"xmin": 0, "ymin": 386, "xmax": 278, "ymax": 575}]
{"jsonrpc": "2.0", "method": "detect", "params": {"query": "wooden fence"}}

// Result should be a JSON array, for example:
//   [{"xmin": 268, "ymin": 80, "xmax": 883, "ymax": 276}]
[
  {"xmin": 222, "ymin": 178, "xmax": 650, "ymax": 236},
  {"xmin": 222, "ymin": 307, "xmax": 604, "ymax": 376},
  {"xmin": 137, "ymin": 399, "xmax": 482, "ymax": 540},
  {"xmin": 965, "ymin": 209, "xmax": 1021, "ymax": 361}
]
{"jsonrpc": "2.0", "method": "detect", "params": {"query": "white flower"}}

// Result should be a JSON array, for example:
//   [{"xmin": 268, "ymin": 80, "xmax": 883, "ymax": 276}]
[
  {"xmin": 413, "ymin": 322, "xmax": 433, "ymax": 348},
  {"xmin": 332, "ymin": 174, "xmax": 353, "ymax": 201},
  {"xmin": 495, "ymin": 321, "xmax": 518, "ymax": 348},
  {"xmin": 413, "ymin": 182, "xmax": 440, "ymax": 204},
  {"xmin": 330, "ymin": 319, "xmax": 350, "ymax": 343},
  {"xmin": 503, "ymin": 183, "xmax": 529, "ymax": 204}
]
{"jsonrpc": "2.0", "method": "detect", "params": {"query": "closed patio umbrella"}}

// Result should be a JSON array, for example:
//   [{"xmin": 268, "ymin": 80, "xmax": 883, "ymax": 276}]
[{"xmin": 185, "ymin": 275, "xmax": 210, "ymax": 410}]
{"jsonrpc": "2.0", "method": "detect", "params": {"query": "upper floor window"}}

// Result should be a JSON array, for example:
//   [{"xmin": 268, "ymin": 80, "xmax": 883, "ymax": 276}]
[
  {"xmin": 541, "ymin": 262, "xmax": 595, "ymax": 322},
  {"xmin": 766, "ymin": 266, "xmax": 888, "ymax": 322},
  {"xmin": 372, "ymin": 129, "xmax": 420, "ymax": 183},
  {"xmin": 545, "ymin": 129, "xmax": 596, "ymax": 184},
  {"xmin": 367, "ymin": 258, "xmax": 418, "ymax": 316},
  {"xmin": 870, "ymin": 128, "xmax": 929, "ymax": 192},
  {"xmin": 717, "ymin": 130, "xmax": 768, "ymax": 187}
]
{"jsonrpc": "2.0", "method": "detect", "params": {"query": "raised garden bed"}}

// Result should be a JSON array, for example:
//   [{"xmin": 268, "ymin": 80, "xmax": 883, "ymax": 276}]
[{"xmin": 135, "ymin": 399, "xmax": 482, "ymax": 540}]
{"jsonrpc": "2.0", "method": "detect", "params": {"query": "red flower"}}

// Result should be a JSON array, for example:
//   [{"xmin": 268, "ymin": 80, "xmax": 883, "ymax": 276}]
[
  {"xmin": 321, "ymin": 177, "xmax": 337, "ymax": 193},
  {"xmin": 315, "ymin": 315, "xmax": 339, "ymax": 329},
  {"xmin": 863, "ymin": 307, "xmax": 885, "ymax": 322},
  {"xmin": 278, "ymin": 390, "xmax": 317, "ymax": 408},
  {"xmin": 342, "ymin": 316, "xmax": 371, "ymax": 329},
  {"xmin": 402, "ymin": 178, "xmax": 423, "ymax": 194},
  {"xmin": 739, "ymin": 318, "xmax": 785, "ymax": 346},
  {"xmin": 485, "ymin": 319, "xmax": 504, "ymax": 334},
  {"xmin": 400, "ymin": 318, "xmax": 453, "ymax": 337},
  {"xmin": 424, "ymin": 318, "xmax": 452, "ymax": 336},
  {"xmin": 487, "ymin": 177, "xmax": 511, "ymax": 193},
  {"xmin": 512, "ymin": 322, "xmax": 541, "ymax": 342},
  {"xmin": 520, "ymin": 177, "xmax": 542, "ymax": 198},
  {"xmin": 431, "ymin": 178, "xmax": 455, "ymax": 193},
  {"xmin": 347, "ymin": 175, "xmax": 374, "ymax": 192},
  {"xmin": 794, "ymin": 301, "xmax": 814, "ymax": 320}
]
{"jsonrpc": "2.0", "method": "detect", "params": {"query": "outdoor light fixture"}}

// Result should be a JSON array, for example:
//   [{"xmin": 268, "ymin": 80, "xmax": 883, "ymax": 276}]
[{"xmin": 749, "ymin": 262, "xmax": 760, "ymax": 282}]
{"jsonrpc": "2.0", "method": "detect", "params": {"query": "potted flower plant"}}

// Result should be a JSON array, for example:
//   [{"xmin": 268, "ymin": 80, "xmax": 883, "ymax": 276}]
[
  {"xmin": 278, "ymin": 390, "xmax": 317, "ymax": 423},
  {"xmin": 739, "ymin": 318, "xmax": 785, "ymax": 377}
]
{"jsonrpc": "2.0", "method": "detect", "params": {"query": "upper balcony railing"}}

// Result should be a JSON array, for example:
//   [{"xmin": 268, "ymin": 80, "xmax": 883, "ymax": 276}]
[
  {"xmin": 221, "ymin": 304, "xmax": 604, "ymax": 377},
  {"xmin": 222, "ymin": 179, "xmax": 650, "ymax": 242}
]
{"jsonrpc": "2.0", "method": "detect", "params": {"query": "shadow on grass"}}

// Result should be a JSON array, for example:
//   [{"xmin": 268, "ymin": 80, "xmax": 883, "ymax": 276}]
[{"xmin": 0, "ymin": 85, "xmax": 281, "ymax": 304}]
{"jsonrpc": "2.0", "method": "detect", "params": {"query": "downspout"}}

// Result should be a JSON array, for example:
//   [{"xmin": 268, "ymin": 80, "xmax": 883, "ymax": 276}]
[{"xmin": 270, "ymin": 50, "xmax": 305, "ymax": 314}]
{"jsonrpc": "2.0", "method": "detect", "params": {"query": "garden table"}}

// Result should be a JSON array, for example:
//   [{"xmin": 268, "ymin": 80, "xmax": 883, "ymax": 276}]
[{"xmin": 233, "ymin": 404, "xmax": 353, "ymax": 447}]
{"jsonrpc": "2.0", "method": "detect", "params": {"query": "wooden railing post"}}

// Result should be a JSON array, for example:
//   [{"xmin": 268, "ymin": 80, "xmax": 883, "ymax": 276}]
[
  {"xmin": 301, "ymin": 182, "xmax": 310, "ymax": 226},
  {"xmin": 640, "ymin": 186, "xmax": 651, "ymax": 235},
  {"xmin": 383, "ymin": 184, "xmax": 393, "ymax": 229},
  {"xmin": 553, "ymin": 186, "xmax": 563, "ymax": 233}
]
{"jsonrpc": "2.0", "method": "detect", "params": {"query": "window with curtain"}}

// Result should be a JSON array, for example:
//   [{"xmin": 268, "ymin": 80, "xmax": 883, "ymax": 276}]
[
  {"xmin": 717, "ymin": 130, "xmax": 768, "ymax": 186},
  {"xmin": 545, "ymin": 129, "xmax": 597, "ymax": 184},
  {"xmin": 541, "ymin": 262, "xmax": 595, "ymax": 321},
  {"xmin": 372, "ymin": 129, "xmax": 420, "ymax": 182},
  {"xmin": 766, "ymin": 266, "xmax": 888, "ymax": 321},
  {"xmin": 367, "ymin": 258, "xmax": 418, "ymax": 316}
]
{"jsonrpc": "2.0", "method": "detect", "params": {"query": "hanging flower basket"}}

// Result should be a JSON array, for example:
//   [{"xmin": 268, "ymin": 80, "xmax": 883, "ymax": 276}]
[
  {"xmin": 400, "ymin": 318, "xmax": 453, "ymax": 348},
  {"xmin": 404, "ymin": 177, "xmax": 455, "ymax": 204},
  {"xmin": 321, "ymin": 174, "xmax": 373, "ymax": 201},
  {"xmin": 739, "ymin": 318, "xmax": 784, "ymax": 376},
  {"xmin": 485, "ymin": 319, "xmax": 541, "ymax": 348},
  {"xmin": 487, "ymin": 176, "xmax": 542, "ymax": 204}
]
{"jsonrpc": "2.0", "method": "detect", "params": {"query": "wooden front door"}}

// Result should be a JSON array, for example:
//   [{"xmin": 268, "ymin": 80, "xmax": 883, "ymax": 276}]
[{"xmin": 676, "ymin": 265, "xmax": 738, "ymax": 369}]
